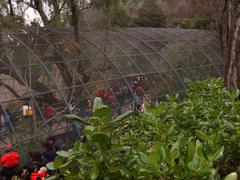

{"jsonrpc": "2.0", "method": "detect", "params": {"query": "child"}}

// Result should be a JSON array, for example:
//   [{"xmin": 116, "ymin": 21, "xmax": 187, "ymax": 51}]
[
  {"xmin": 28, "ymin": 165, "xmax": 40, "ymax": 180},
  {"xmin": 38, "ymin": 167, "xmax": 48, "ymax": 179}
]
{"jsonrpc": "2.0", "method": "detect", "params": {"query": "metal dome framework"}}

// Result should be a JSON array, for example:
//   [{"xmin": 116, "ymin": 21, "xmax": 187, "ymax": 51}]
[{"xmin": 0, "ymin": 27, "xmax": 224, "ymax": 157}]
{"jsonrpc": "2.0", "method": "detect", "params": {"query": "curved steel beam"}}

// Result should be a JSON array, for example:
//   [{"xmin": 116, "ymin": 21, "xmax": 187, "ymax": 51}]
[
  {"xmin": 123, "ymin": 28, "xmax": 187, "ymax": 90},
  {"xmin": 4, "ymin": 53, "xmax": 53, "ymax": 137},
  {"xmin": 63, "ymin": 29, "xmax": 137, "ymax": 105},
  {"xmin": 30, "ymin": 32, "xmax": 92, "ymax": 100},
  {"xmin": 10, "ymin": 34, "xmax": 81, "ymax": 136},
  {"xmin": 0, "ymin": 103, "xmax": 26, "ymax": 160},
  {"xmin": 106, "ymin": 29, "xmax": 172, "ymax": 95},
  {"xmin": 188, "ymin": 29, "xmax": 225, "ymax": 63},
  {"xmin": 151, "ymin": 28, "xmax": 210, "ymax": 78},
  {"xmin": 171, "ymin": 29, "xmax": 222, "ymax": 76},
  {"xmin": 137, "ymin": 29, "xmax": 199, "ymax": 81},
  {"xmin": 50, "ymin": 29, "xmax": 122, "ymax": 111},
  {"xmin": 89, "ymin": 29, "xmax": 156, "ymax": 102}
]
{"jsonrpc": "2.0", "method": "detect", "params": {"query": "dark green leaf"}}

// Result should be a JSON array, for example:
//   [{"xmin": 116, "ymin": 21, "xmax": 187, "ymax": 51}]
[
  {"xmin": 139, "ymin": 152, "xmax": 148, "ymax": 164},
  {"xmin": 224, "ymin": 120, "xmax": 234, "ymax": 129},
  {"xmin": 72, "ymin": 140, "xmax": 81, "ymax": 151},
  {"xmin": 196, "ymin": 140, "xmax": 205, "ymax": 158},
  {"xmin": 65, "ymin": 114, "xmax": 90, "ymax": 125},
  {"xmin": 170, "ymin": 140, "xmax": 180, "ymax": 161},
  {"xmin": 112, "ymin": 111, "xmax": 134, "ymax": 123},
  {"xmin": 83, "ymin": 125, "xmax": 96, "ymax": 135},
  {"xmin": 90, "ymin": 166, "xmax": 99, "ymax": 180},
  {"xmin": 195, "ymin": 130, "xmax": 210, "ymax": 141},
  {"xmin": 57, "ymin": 150, "xmax": 69, "ymax": 158},
  {"xmin": 46, "ymin": 175, "xmax": 60, "ymax": 180},
  {"xmin": 210, "ymin": 146, "xmax": 224, "ymax": 161},
  {"xmin": 149, "ymin": 144, "xmax": 161, "ymax": 167},
  {"xmin": 197, "ymin": 163, "xmax": 214, "ymax": 177},
  {"xmin": 93, "ymin": 105, "xmax": 112, "ymax": 118},
  {"xmin": 92, "ymin": 132, "xmax": 111, "ymax": 150},
  {"xmin": 46, "ymin": 162, "xmax": 56, "ymax": 171},
  {"xmin": 93, "ymin": 97, "xmax": 104, "ymax": 112},
  {"xmin": 186, "ymin": 142, "xmax": 196, "ymax": 163},
  {"xmin": 54, "ymin": 156, "xmax": 64, "ymax": 168}
]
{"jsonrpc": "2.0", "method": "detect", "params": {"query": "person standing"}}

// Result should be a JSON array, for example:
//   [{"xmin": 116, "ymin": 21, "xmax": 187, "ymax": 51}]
[
  {"xmin": 0, "ymin": 146, "xmax": 20, "ymax": 180},
  {"xmin": 23, "ymin": 102, "xmax": 32, "ymax": 117},
  {"xmin": 43, "ymin": 104, "xmax": 54, "ymax": 119}
]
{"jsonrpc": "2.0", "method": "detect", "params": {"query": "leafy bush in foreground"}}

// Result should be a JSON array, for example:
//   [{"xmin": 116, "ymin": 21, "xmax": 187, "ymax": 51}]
[{"xmin": 47, "ymin": 78, "xmax": 240, "ymax": 180}]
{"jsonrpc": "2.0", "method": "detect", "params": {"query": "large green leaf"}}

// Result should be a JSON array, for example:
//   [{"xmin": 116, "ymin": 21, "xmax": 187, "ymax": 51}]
[
  {"xmin": 83, "ymin": 125, "xmax": 96, "ymax": 135},
  {"xmin": 197, "ymin": 163, "xmax": 214, "ymax": 177},
  {"xmin": 93, "ymin": 150, "xmax": 103, "ymax": 163},
  {"xmin": 65, "ymin": 176, "xmax": 81, "ymax": 180},
  {"xmin": 170, "ymin": 140, "xmax": 180, "ymax": 161},
  {"xmin": 196, "ymin": 140, "xmax": 205, "ymax": 159},
  {"xmin": 65, "ymin": 114, "xmax": 90, "ymax": 125},
  {"xmin": 93, "ymin": 105, "xmax": 112, "ymax": 118},
  {"xmin": 210, "ymin": 146, "xmax": 224, "ymax": 161},
  {"xmin": 148, "ymin": 143, "xmax": 165, "ymax": 168},
  {"xmin": 93, "ymin": 97, "xmax": 104, "ymax": 112},
  {"xmin": 72, "ymin": 140, "xmax": 81, "ymax": 152},
  {"xmin": 46, "ymin": 175, "xmax": 60, "ymax": 180},
  {"xmin": 195, "ymin": 130, "xmax": 210, "ymax": 141},
  {"xmin": 54, "ymin": 156, "xmax": 64, "ymax": 168},
  {"xmin": 57, "ymin": 150, "xmax": 70, "ymax": 158},
  {"xmin": 46, "ymin": 162, "xmax": 56, "ymax": 171},
  {"xmin": 112, "ymin": 111, "xmax": 134, "ymax": 123},
  {"xmin": 90, "ymin": 166, "xmax": 99, "ymax": 180},
  {"xmin": 187, "ymin": 140, "xmax": 208, "ymax": 171},
  {"xmin": 139, "ymin": 152, "xmax": 148, "ymax": 164},
  {"xmin": 92, "ymin": 132, "xmax": 111, "ymax": 150}
]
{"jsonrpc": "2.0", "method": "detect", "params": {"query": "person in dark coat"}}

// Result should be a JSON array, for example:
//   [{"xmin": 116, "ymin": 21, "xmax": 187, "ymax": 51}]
[{"xmin": 42, "ymin": 144, "xmax": 56, "ymax": 163}]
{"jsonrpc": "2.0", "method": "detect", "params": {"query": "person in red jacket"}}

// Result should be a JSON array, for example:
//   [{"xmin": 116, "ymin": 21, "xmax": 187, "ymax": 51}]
[
  {"xmin": 43, "ymin": 104, "xmax": 54, "ymax": 119},
  {"xmin": 28, "ymin": 165, "xmax": 41, "ymax": 180},
  {"xmin": 0, "ymin": 146, "xmax": 20, "ymax": 180}
]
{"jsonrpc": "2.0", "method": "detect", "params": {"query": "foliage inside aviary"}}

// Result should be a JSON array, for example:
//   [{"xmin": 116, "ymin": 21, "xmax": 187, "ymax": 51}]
[{"xmin": 47, "ymin": 78, "xmax": 240, "ymax": 179}]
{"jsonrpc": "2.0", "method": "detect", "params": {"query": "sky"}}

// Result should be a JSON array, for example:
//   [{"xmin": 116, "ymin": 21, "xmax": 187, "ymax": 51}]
[{"xmin": 12, "ymin": 1, "xmax": 46, "ymax": 26}]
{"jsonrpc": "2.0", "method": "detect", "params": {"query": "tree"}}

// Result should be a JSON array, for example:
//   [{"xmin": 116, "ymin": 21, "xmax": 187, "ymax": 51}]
[
  {"xmin": 18, "ymin": 0, "xmax": 67, "ymax": 26},
  {"xmin": 133, "ymin": 0, "xmax": 165, "ymax": 27},
  {"xmin": 220, "ymin": 0, "xmax": 240, "ymax": 90},
  {"xmin": 8, "ymin": 0, "xmax": 14, "ymax": 17}
]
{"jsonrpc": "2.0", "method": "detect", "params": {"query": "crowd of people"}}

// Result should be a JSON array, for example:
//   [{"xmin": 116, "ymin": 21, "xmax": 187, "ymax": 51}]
[
  {"xmin": 0, "ymin": 136, "xmax": 65, "ymax": 180},
  {"xmin": 0, "ymin": 74, "xmax": 149, "ymax": 180},
  {"xmin": 95, "ymin": 74, "xmax": 146, "ymax": 112},
  {"xmin": 67, "ymin": 74, "xmax": 147, "ymax": 118},
  {"xmin": 0, "ymin": 74, "xmax": 148, "ymax": 137}
]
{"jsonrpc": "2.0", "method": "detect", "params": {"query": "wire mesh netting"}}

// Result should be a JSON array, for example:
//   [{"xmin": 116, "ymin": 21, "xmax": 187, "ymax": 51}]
[{"xmin": 0, "ymin": 27, "xmax": 225, "ymax": 158}]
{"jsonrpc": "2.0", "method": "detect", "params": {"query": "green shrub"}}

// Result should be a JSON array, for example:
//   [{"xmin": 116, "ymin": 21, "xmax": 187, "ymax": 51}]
[
  {"xmin": 48, "ymin": 78, "xmax": 240, "ymax": 179},
  {"xmin": 180, "ymin": 16, "xmax": 215, "ymax": 30}
]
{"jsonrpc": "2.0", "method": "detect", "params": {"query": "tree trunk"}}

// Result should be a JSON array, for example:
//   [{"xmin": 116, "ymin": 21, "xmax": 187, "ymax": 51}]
[
  {"xmin": 70, "ymin": 0, "xmax": 79, "ymax": 43},
  {"xmin": 8, "ymin": 0, "xmax": 14, "ymax": 17},
  {"xmin": 34, "ymin": 0, "xmax": 49, "ymax": 25},
  {"xmin": 225, "ymin": 4, "xmax": 240, "ymax": 91}
]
